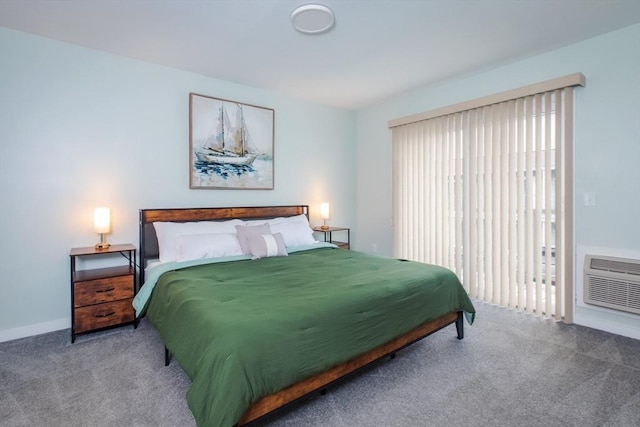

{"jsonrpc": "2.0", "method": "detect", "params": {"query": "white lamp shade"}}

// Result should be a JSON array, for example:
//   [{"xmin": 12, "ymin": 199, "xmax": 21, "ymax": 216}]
[
  {"xmin": 93, "ymin": 207, "xmax": 111, "ymax": 234},
  {"xmin": 320, "ymin": 202, "xmax": 330, "ymax": 220}
]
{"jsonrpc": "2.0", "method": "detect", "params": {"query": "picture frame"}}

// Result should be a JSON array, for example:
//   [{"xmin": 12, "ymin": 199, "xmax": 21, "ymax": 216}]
[{"xmin": 189, "ymin": 92, "xmax": 274, "ymax": 189}]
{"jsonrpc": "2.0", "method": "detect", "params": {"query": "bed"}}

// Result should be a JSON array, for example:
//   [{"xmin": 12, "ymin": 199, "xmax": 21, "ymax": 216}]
[{"xmin": 134, "ymin": 205, "xmax": 475, "ymax": 426}]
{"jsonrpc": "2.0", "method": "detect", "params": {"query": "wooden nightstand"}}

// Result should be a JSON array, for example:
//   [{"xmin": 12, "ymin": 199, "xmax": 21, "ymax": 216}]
[
  {"xmin": 312, "ymin": 226, "xmax": 350, "ymax": 250},
  {"xmin": 69, "ymin": 243, "xmax": 137, "ymax": 342}
]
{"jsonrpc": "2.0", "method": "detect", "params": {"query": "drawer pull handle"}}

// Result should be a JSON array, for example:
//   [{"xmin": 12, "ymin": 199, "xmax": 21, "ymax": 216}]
[
  {"xmin": 96, "ymin": 287, "xmax": 115, "ymax": 293},
  {"xmin": 95, "ymin": 312, "xmax": 115, "ymax": 318}
]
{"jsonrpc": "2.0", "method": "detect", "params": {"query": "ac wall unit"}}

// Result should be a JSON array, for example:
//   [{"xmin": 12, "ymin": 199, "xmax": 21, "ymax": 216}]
[{"xmin": 584, "ymin": 255, "xmax": 640, "ymax": 314}]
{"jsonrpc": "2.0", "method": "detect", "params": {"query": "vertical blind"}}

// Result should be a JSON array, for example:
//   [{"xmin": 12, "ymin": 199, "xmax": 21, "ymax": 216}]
[{"xmin": 390, "ymin": 74, "xmax": 584, "ymax": 321}]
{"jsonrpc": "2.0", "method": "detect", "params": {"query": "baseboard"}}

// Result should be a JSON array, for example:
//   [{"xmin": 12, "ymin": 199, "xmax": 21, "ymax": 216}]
[
  {"xmin": 0, "ymin": 317, "xmax": 69, "ymax": 343},
  {"xmin": 574, "ymin": 305, "xmax": 640, "ymax": 340}
]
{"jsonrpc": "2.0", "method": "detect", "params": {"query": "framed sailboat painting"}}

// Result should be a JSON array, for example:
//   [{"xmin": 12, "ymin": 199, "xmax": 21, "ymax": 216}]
[{"xmin": 189, "ymin": 93, "xmax": 274, "ymax": 189}]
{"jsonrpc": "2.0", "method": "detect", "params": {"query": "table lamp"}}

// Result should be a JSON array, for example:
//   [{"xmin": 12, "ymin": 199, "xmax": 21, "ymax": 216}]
[
  {"xmin": 320, "ymin": 202, "xmax": 330, "ymax": 230},
  {"xmin": 94, "ymin": 207, "xmax": 111, "ymax": 250}
]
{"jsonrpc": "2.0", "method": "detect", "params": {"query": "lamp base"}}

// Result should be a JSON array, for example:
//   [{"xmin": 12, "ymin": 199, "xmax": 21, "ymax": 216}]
[
  {"xmin": 95, "ymin": 242, "xmax": 111, "ymax": 250},
  {"xmin": 320, "ymin": 225, "xmax": 329, "ymax": 230}
]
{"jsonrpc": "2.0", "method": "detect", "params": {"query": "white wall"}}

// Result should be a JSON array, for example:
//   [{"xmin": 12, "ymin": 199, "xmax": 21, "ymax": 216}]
[
  {"xmin": 356, "ymin": 24, "xmax": 640, "ymax": 338},
  {"xmin": 0, "ymin": 28, "xmax": 357, "ymax": 341}
]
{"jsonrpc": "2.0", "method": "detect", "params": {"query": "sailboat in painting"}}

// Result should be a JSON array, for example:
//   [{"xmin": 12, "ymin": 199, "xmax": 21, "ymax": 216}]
[{"xmin": 195, "ymin": 103, "xmax": 257, "ymax": 166}]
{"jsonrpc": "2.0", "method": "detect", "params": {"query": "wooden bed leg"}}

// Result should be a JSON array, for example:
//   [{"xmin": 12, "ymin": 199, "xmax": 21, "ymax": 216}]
[
  {"xmin": 165, "ymin": 346, "xmax": 172, "ymax": 366},
  {"xmin": 455, "ymin": 312, "xmax": 464, "ymax": 340}
]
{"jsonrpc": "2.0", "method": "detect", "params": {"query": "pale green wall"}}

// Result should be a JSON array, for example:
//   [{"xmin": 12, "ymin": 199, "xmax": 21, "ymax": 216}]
[
  {"xmin": 355, "ymin": 24, "xmax": 640, "ymax": 338},
  {"xmin": 0, "ymin": 28, "xmax": 356, "ymax": 341},
  {"xmin": 2, "ymin": 23, "xmax": 638, "ymax": 341}
]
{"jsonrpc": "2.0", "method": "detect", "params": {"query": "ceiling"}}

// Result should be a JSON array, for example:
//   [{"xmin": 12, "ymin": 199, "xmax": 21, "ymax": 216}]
[{"xmin": 1, "ymin": 0, "xmax": 638, "ymax": 110}]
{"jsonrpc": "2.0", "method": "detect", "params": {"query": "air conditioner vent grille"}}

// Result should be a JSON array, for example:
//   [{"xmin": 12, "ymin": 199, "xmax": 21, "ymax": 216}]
[
  {"xmin": 584, "ymin": 255, "xmax": 640, "ymax": 315},
  {"xmin": 590, "ymin": 257, "xmax": 640, "ymax": 275}
]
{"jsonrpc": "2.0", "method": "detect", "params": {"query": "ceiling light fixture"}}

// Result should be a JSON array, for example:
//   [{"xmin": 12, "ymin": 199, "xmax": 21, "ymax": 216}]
[{"xmin": 291, "ymin": 4, "xmax": 335, "ymax": 34}]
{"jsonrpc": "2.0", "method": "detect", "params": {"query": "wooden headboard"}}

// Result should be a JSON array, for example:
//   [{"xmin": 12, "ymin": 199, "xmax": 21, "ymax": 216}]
[{"xmin": 138, "ymin": 205, "xmax": 309, "ymax": 283}]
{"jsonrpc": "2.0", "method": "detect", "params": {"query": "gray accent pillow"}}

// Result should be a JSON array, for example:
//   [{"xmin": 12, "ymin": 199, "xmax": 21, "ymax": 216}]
[
  {"xmin": 247, "ymin": 232, "xmax": 288, "ymax": 259},
  {"xmin": 235, "ymin": 224, "xmax": 271, "ymax": 255}
]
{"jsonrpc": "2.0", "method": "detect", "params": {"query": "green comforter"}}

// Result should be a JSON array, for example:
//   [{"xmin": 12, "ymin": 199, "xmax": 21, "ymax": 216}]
[{"xmin": 144, "ymin": 247, "xmax": 475, "ymax": 426}]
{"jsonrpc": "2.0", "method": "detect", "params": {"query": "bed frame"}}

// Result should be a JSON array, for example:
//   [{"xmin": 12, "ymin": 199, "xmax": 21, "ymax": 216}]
[{"xmin": 139, "ymin": 205, "xmax": 464, "ymax": 426}]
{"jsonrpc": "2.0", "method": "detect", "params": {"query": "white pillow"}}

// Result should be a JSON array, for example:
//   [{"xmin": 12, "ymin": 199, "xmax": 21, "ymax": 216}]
[
  {"xmin": 243, "ymin": 214, "xmax": 307, "ymax": 227},
  {"xmin": 175, "ymin": 233, "xmax": 243, "ymax": 262},
  {"xmin": 247, "ymin": 232, "xmax": 288, "ymax": 259},
  {"xmin": 243, "ymin": 217, "xmax": 281, "ymax": 226},
  {"xmin": 269, "ymin": 214, "xmax": 316, "ymax": 247},
  {"xmin": 153, "ymin": 219, "xmax": 243, "ymax": 262}
]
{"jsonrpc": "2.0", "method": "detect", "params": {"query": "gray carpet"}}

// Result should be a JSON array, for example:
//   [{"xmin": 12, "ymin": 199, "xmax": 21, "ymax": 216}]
[{"xmin": 1, "ymin": 301, "xmax": 639, "ymax": 427}]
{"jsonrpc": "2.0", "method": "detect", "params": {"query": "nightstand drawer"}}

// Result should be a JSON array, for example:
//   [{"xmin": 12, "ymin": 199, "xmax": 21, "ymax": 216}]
[
  {"xmin": 74, "ymin": 275, "xmax": 134, "ymax": 307},
  {"xmin": 74, "ymin": 299, "xmax": 134, "ymax": 333}
]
